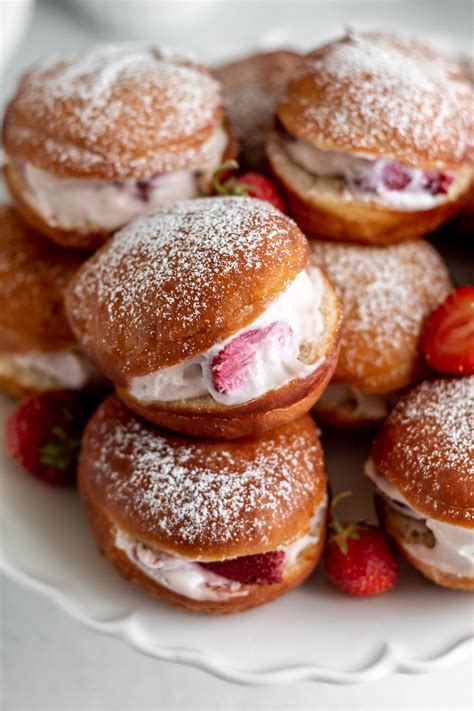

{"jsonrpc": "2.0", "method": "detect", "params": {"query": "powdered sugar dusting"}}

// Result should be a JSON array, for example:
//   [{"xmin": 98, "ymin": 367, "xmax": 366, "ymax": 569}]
[
  {"xmin": 310, "ymin": 240, "xmax": 451, "ymax": 386},
  {"xmin": 6, "ymin": 44, "xmax": 223, "ymax": 178},
  {"xmin": 283, "ymin": 32, "xmax": 473, "ymax": 167},
  {"xmin": 87, "ymin": 399, "xmax": 322, "ymax": 549},
  {"xmin": 70, "ymin": 197, "xmax": 303, "ymax": 372},
  {"xmin": 380, "ymin": 377, "xmax": 474, "ymax": 521}
]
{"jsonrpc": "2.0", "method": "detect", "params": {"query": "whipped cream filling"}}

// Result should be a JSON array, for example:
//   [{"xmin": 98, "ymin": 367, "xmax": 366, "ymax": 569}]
[
  {"xmin": 365, "ymin": 459, "xmax": 474, "ymax": 578},
  {"xmin": 281, "ymin": 136, "xmax": 455, "ymax": 211},
  {"xmin": 9, "ymin": 349, "xmax": 100, "ymax": 389},
  {"xmin": 128, "ymin": 268, "xmax": 325, "ymax": 406},
  {"xmin": 15, "ymin": 126, "xmax": 228, "ymax": 231},
  {"xmin": 316, "ymin": 383, "xmax": 395, "ymax": 421},
  {"xmin": 115, "ymin": 496, "xmax": 327, "ymax": 602}
]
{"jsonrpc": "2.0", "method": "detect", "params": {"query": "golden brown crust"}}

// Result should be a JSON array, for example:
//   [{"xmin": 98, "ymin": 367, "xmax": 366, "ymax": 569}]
[
  {"xmin": 309, "ymin": 239, "xmax": 451, "ymax": 394},
  {"xmin": 82, "ymin": 495, "xmax": 326, "ymax": 614},
  {"xmin": 79, "ymin": 395, "xmax": 327, "ymax": 559},
  {"xmin": 267, "ymin": 132, "xmax": 473, "ymax": 244},
  {"xmin": 0, "ymin": 205, "xmax": 86, "ymax": 352},
  {"xmin": 276, "ymin": 32, "xmax": 474, "ymax": 170},
  {"xmin": 66, "ymin": 197, "xmax": 311, "ymax": 381},
  {"xmin": 3, "ymin": 46, "xmax": 225, "ymax": 180},
  {"xmin": 377, "ymin": 497, "xmax": 474, "ymax": 591},
  {"xmin": 372, "ymin": 377, "xmax": 474, "ymax": 527},
  {"xmin": 216, "ymin": 50, "xmax": 301, "ymax": 171}
]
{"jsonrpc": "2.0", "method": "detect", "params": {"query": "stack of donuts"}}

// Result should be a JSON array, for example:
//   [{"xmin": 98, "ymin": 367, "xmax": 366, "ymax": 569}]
[{"xmin": 1, "ymin": 32, "xmax": 472, "ymax": 613}]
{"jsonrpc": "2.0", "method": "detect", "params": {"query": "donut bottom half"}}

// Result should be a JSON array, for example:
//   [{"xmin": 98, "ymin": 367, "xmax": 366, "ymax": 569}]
[
  {"xmin": 376, "ymin": 497, "xmax": 474, "ymax": 592},
  {"xmin": 267, "ymin": 133, "xmax": 473, "ymax": 245}
]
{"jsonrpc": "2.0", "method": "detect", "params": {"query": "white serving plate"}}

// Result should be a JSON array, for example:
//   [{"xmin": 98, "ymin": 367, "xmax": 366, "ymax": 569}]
[
  {"xmin": 1, "ymin": 383, "xmax": 473, "ymax": 685},
  {"xmin": 1, "ymin": 1, "xmax": 473, "ymax": 686}
]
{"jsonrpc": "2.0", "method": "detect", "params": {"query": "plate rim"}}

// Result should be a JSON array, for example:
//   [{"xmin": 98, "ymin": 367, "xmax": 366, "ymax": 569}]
[{"xmin": 1, "ymin": 553, "xmax": 473, "ymax": 686}]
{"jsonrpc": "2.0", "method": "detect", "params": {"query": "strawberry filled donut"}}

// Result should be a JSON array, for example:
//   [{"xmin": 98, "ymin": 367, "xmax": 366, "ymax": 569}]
[
  {"xmin": 366, "ymin": 377, "xmax": 474, "ymax": 591},
  {"xmin": 310, "ymin": 239, "xmax": 452, "ymax": 428},
  {"xmin": 0, "ymin": 206, "xmax": 102, "ymax": 397},
  {"xmin": 79, "ymin": 395, "xmax": 328, "ymax": 614},
  {"xmin": 66, "ymin": 197, "xmax": 341, "ymax": 438},
  {"xmin": 267, "ymin": 32, "xmax": 473, "ymax": 244},
  {"xmin": 3, "ymin": 44, "xmax": 233, "ymax": 249},
  {"xmin": 216, "ymin": 50, "xmax": 301, "ymax": 171}
]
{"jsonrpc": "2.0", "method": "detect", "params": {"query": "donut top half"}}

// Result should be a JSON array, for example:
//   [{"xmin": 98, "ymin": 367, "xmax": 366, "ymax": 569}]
[
  {"xmin": 310, "ymin": 239, "xmax": 452, "ymax": 393},
  {"xmin": 372, "ymin": 377, "xmax": 474, "ymax": 526},
  {"xmin": 276, "ymin": 31, "xmax": 474, "ymax": 170},
  {"xmin": 79, "ymin": 395, "xmax": 327, "ymax": 559},
  {"xmin": 3, "ymin": 44, "xmax": 225, "ymax": 180},
  {"xmin": 66, "ymin": 197, "xmax": 311, "ymax": 386}
]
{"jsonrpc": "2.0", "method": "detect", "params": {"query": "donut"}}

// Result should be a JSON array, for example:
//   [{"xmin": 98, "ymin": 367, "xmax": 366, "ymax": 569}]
[
  {"xmin": 3, "ymin": 44, "xmax": 235, "ymax": 249},
  {"xmin": 216, "ymin": 50, "xmax": 301, "ymax": 171},
  {"xmin": 66, "ymin": 196, "xmax": 341, "ymax": 438},
  {"xmin": 309, "ymin": 239, "xmax": 452, "ymax": 428},
  {"xmin": 79, "ymin": 395, "xmax": 328, "ymax": 614},
  {"xmin": 365, "ymin": 377, "xmax": 474, "ymax": 591},
  {"xmin": 266, "ymin": 32, "xmax": 474, "ymax": 244},
  {"xmin": 0, "ymin": 206, "xmax": 102, "ymax": 396}
]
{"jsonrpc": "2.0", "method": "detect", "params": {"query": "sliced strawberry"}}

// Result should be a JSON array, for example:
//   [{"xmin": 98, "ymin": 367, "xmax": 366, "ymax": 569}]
[
  {"xmin": 210, "ymin": 321, "xmax": 292, "ymax": 394},
  {"xmin": 422, "ymin": 171, "xmax": 454, "ymax": 195},
  {"xmin": 202, "ymin": 550, "xmax": 285, "ymax": 585},
  {"xmin": 4, "ymin": 390, "xmax": 96, "ymax": 486},
  {"xmin": 212, "ymin": 160, "xmax": 286, "ymax": 213},
  {"xmin": 421, "ymin": 286, "xmax": 474, "ymax": 375},
  {"xmin": 381, "ymin": 161, "xmax": 412, "ymax": 191}
]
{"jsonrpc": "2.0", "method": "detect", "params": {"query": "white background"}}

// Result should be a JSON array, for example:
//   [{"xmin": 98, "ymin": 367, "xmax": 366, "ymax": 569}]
[{"xmin": 1, "ymin": 1, "xmax": 473, "ymax": 709}]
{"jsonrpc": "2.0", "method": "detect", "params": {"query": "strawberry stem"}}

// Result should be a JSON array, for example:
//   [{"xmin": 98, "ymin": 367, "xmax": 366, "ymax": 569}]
[
  {"xmin": 212, "ymin": 159, "xmax": 240, "ymax": 195},
  {"xmin": 328, "ymin": 491, "xmax": 367, "ymax": 556}
]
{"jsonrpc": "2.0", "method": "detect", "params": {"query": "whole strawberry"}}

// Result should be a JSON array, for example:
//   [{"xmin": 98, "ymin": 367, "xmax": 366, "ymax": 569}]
[
  {"xmin": 212, "ymin": 160, "xmax": 286, "ymax": 213},
  {"xmin": 5, "ymin": 390, "xmax": 95, "ymax": 486},
  {"xmin": 324, "ymin": 492, "xmax": 398, "ymax": 597}
]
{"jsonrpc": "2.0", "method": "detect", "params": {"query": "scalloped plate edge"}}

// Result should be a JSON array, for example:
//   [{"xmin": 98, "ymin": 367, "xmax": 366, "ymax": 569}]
[{"xmin": 1, "ymin": 554, "xmax": 473, "ymax": 686}]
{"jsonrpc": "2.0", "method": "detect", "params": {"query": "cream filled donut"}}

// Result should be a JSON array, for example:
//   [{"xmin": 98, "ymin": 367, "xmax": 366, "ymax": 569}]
[
  {"xmin": 366, "ymin": 377, "xmax": 474, "ymax": 591},
  {"xmin": 0, "ymin": 206, "xmax": 102, "ymax": 396},
  {"xmin": 3, "ymin": 44, "xmax": 234, "ymax": 249},
  {"xmin": 216, "ymin": 50, "xmax": 301, "ymax": 171},
  {"xmin": 267, "ymin": 32, "xmax": 473, "ymax": 244},
  {"xmin": 309, "ymin": 239, "xmax": 452, "ymax": 428},
  {"xmin": 66, "ymin": 196, "xmax": 341, "ymax": 438},
  {"xmin": 79, "ymin": 395, "xmax": 328, "ymax": 614}
]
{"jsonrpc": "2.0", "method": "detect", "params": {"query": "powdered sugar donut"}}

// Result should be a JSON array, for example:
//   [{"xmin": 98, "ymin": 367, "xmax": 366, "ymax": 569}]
[
  {"xmin": 0, "ymin": 206, "xmax": 102, "ymax": 396},
  {"xmin": 309, "ymin": 238, "xmax": 452, "ymax": 427},
  {"xmin": 66, "ymin": 197, "xmax": 341, "ymax": 437},
  {"xmin": 79, "ymin": 395, "xmax": 328, "ymax": 614},
  {"xmin": 3, "ymin": 44, "xmax": 235, "ymax": 249},
  {"xmin": 267, "ymin": 32, "xmax": 473, "ymax": 244},
  {"xmin": 366, "ymin": 377, "xmax": 474, "ymax": 591}
]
